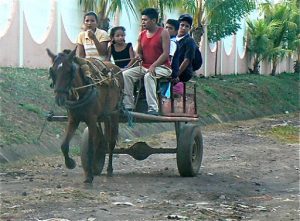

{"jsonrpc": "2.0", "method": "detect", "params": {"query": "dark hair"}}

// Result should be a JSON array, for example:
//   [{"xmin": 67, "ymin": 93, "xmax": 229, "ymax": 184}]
[
  {"xmin": 84, "ymin": 11, "xmax": 98, "ymax": 22},
  {"xmin": 110, "ymin": 26, "xmax": 126, "ymax": 39},
  {"xmin": 166, "ymin": 19, "xmax": 179, "ymax": 31},
  {"xmin": 178, "ymin": 14, "xmax": 193, "ymax": 26},
  {"xmin": 141, "ymin": 8, "xmax": 159, "ymax": 21}
]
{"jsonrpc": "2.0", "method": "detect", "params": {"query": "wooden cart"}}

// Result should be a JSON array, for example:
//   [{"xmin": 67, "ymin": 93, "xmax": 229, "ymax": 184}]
[{"xmin": 47, "ymin": 81, "xmax": 203, "ymax": 177}]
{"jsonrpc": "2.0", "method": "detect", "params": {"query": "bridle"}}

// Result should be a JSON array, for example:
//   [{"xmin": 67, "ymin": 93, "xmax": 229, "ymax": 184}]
[{"xmin": 49, "ymin": 56, "xmax": 97, "ymax": 109}]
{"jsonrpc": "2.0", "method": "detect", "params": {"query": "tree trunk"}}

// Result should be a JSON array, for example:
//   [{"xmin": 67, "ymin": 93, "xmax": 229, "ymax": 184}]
[
  {"xmin": 191, "ymin": 25, "xmax": 204, "ymax": 47},
  {"xmin": 252, "ymin": 56, "xmax": 260, "ymax": 74},
  {"xmin": 271, "ymin": 58, "xmax": 277, "ymax": 76},
  {"xmin": 295, "ymin": 52, "xmax": 300, "ymax": 74},
  {"xmin": 98, "ymin": 18, "xmax": 110, "ymax": 32},
  {"xmin": 214, "ymin": 41, "xmax": 219, "ymax": 76}
]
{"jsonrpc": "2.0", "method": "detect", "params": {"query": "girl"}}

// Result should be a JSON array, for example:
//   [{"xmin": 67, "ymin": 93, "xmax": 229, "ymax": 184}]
[
  {"xmin": 107, "ymin": 26, "xmax": 135, "ymax": 69},
  {"xmin": 77, "ymin": 11, "xmax": 110, "ymax": 61}
]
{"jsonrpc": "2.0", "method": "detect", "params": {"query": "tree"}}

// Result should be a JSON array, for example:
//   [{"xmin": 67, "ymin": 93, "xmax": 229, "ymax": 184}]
[
  {"xmin": 285, "ymin": 0, "xmax": 300, "ymax": 73},
  {"xmin": 246, "ymin": 19, "xmax": 278, "ymax": 74},
  {"xmin": 78, "ymin": 0, "xmax": 137, "ymax": 31},
  {"xmin": 181, "ymin": 0, "xmax": 255, "ymax": 44},
  {"xmin": 133, "ymin": 0, "xmax": 180, "ymax": 26},
  {"xmin": 260, "ymin": 0, "xmax": 298, "ymax": 75},
  {"xmin": 182, "ymin": 0, "xmax": 255, "ymax": 75}
]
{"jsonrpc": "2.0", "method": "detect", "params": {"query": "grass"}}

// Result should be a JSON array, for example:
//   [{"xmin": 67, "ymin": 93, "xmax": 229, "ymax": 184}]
[
  {"xmin": 266, "ymin": 125, "xmax": 299, "ymax": 143},
  {"xmin": 0, "ymin": 67, "xmax": 299, "ymax": 146},
  {"xmin": 193, "ymin": 73, "xmax": 299, "ymax": 122},
  {"xmin": 0, "ymin": 67, "xmax": 66, "ymax": 145}
]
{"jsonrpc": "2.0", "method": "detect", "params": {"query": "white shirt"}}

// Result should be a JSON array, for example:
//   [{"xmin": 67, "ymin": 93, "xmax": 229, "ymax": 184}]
[{"xmin": 169, "ymin": 37, "xmax": 177, "ymax": 57}]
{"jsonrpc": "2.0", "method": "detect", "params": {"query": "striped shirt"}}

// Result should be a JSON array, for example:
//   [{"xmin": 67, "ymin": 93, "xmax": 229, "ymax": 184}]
[{"xmin": 76, "ymin": 28, "xmax": 110, "ymax": 61}]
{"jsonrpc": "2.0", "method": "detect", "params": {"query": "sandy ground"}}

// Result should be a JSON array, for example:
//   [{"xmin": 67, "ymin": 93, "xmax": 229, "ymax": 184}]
[{"xmin": 0, "ymin": 114, "xmax": 299, "ymax": 221}]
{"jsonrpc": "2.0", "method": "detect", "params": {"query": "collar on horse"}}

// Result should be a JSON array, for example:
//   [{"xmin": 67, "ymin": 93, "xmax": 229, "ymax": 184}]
[
  {"xmin": 65, "ymin": 81, "xmax": 98, "ymax": 109},
  {"xmin": 61, "ymin": 62, "xmax": 98, "ymax": 110}
]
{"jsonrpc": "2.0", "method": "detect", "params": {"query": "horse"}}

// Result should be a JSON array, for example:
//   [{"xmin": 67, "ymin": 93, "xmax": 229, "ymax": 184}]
[{"xmin": 46, "ymin": 47, "xmax": 124, "ymax": 183}]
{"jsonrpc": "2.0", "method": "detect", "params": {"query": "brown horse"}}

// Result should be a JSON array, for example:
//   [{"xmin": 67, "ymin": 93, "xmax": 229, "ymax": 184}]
[{"xmin": 46, "ymin": 47, "xmax": 124, "ymax": 183}]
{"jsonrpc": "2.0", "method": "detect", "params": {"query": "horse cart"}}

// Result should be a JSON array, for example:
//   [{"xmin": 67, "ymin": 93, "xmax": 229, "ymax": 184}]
[{"xmin": 46, "ymin": 48, "xmax": 203, "ymax": 182}]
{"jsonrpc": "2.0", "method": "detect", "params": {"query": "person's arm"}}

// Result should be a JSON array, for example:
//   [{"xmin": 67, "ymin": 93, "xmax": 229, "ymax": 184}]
[
  {"xmin": 126, "ymin": 44, "xmax": 136, "ymax": 68},
  {"xmin": 77, "ymin": 44, "xmax": 86, "ymax": 58},
  {"xmin": 173, "ymin": 38, "xmax": 194, "ymax": 82},
  {"xmin": 94, "ymin": 40, "xmax": 108, "ymax": 57},
  {"xmin": 87, "ymin": 30, "xmax": 109, "ymax": 57},
  {"xmin": 76, "ymin": 32, "xmax": 86, "ymax": 58},
  {"xmin": 135, "ymin": 33, "xmax": 143, "ymax": 61},
  {"xmin": 106, "ymin": 45, "xmax": 112, "ymax": 61},
  {"xmin": 177, "ymin": 59, "xmax": 190, "ymax": 77}
]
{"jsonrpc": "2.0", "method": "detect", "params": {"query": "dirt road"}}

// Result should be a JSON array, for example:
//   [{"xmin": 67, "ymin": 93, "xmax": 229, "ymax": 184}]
[{"xmin": 1, "ymin": 114, "xmax": 299, "ymax": 221}]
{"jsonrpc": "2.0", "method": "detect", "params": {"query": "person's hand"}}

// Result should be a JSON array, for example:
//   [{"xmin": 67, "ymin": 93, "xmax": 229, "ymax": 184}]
[
  {"xmin": 134, "ymin": 54, "xmax": 142, "ymax": 62},
  {"xmin": 148, "ymin": 65, "xmax": 156, "ymax": 76},
  {"xmin": 87, "ymin": 30, "xmax": 96, "ymax": 41}
]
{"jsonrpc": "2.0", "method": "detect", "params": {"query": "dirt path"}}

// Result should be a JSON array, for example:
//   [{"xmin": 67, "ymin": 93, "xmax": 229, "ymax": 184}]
[{"xmin": 1, "ymin": 114, "xmax": 299, "ymax": 221}]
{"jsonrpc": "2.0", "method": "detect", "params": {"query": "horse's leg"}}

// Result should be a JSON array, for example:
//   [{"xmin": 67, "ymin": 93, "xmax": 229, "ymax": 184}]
[
  {"xmin": 92, "ymin": 122, "xmax": 107, "ymax": 175},
  {"xmin": 84, "ymin": 120, "xmax": 99, "ymax": 183},
  {"xmin": 61, "ymin": 118, "xmax": 79, "ymax": 169},
  {"xmin": 105, "ymin": 113, "xmax": 119, "ymax": 176}
]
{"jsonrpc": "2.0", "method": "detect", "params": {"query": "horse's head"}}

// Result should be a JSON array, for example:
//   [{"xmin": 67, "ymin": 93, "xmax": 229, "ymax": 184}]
[{"xmin": 46, "ymin": 47, "xmax": 77, "ymax": 106}]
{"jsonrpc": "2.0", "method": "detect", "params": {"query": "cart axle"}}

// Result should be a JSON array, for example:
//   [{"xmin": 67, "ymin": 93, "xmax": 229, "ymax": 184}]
[{"xmin": 114, "ymin": 142, "xmax": 177, "ymax": 160}]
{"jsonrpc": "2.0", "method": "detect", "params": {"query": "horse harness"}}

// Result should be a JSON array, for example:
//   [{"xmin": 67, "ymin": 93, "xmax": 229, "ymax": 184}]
[{"xmin": 49, "ymin": 55, "xmax": 121, "ymax": 110}]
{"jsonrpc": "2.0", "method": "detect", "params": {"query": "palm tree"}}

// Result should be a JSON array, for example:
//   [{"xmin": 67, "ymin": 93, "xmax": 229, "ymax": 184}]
[
  {"xmin": 286, "ymin": 0, "xmax": 300, "ymax": 73},
  {"xmin": 78, "ymin": 0, "xmax": 137, "ymax": 31},
  {"xmin": 133, "ymin": 0, "xmax": 183, "ymax": 26},
  {"xmin": 246, "ymin": 19, "xmax": 277, "ymax": 74},
  {"xmin": 260, "ymin": 1, "xmax": 297, "ymax": 75}
]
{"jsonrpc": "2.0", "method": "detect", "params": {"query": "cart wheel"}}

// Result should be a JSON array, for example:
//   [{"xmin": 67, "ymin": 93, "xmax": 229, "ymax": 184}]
[
  {"xmin": 81, "ymin": 127, "xmax": 106, "ymax": 176},
  {"xmin": 176, "ymin": 124, "xmax": 203, "ymax": 177}
]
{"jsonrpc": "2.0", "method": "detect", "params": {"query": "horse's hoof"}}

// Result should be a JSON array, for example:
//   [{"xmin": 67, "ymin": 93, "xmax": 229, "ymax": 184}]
[
  {"xmin": 84, "ymin": 176, "xmax": 93, "ymax": 183},
  {"xmin": 65, "ymin": 158, "xmax": 76, "ymax": 169}
]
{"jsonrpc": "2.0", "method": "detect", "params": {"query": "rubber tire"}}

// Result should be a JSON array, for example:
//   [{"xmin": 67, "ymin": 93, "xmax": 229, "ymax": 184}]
[
  {"xmin": 176, "ymin": 124, "xmax": 203, "ymax": 177},
  {"xmin": 80, "ymin": 127, "xmax": 105, "ymax": 176}
]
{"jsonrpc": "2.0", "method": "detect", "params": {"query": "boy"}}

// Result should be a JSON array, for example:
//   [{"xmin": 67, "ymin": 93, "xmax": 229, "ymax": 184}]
[
  {"xmin": 165, "ymin": 19, "xmax": 179, "ymax": 62},
  {"xmin": 173, "ymin": 14, "xmax": 196, "ymax": 83},
  {"xmin": 122, "ymin": 8, "xmax": 171, "ymax": 115}
]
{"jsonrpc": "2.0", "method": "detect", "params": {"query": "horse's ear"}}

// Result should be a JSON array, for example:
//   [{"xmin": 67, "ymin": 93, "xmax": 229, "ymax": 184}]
[
  {"xmin": 67, "ymin": 46, "xmax": 77, "ymax": 61},
  {"xmin": 46, "ymin": 48, "xmax": 56, "ymax": 61}
]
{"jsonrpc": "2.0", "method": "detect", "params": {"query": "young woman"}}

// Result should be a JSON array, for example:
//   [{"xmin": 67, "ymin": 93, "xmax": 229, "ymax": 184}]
[
  {"xmin": 76, "ymin": 11, "xmax": 110, "ymax": 61},
  {"xmin": 107, "ymin": 26, "xmax": 135, "ymax": 69}
]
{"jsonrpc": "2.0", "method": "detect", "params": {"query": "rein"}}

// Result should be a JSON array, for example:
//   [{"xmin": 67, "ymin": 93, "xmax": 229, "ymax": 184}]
[{"xmin": 73, "ymin": 59, "xmax": 140, "ymax": 90}]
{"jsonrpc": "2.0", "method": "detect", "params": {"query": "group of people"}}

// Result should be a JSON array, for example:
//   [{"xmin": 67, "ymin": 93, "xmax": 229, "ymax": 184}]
[{"xmin": 76, "ymin": 8, "xmax": 197, "ymax": 116}]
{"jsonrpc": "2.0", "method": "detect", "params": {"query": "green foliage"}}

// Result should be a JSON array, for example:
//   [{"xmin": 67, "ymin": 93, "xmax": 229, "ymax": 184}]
[
  {"xmin": 245, "ymin": 0, "xmax": 300, "ymax": 75},
  {"xmin": 19, "ymin": 103, "xmax": 43, "ymax": 116},
  {"xmin": 246, "ymin": 19, "xmax": 281, "ymax": 73},
  {"xmin": 205, "ymin": 0, "xmax": 256, "ymax": 42},
  {"xmin": 78, "ymin": 0, "xmax": 138, "ymax": 30},
  {"xmin": 258, "ymin": 1, "xmax": 299, "ymax": 75}
]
